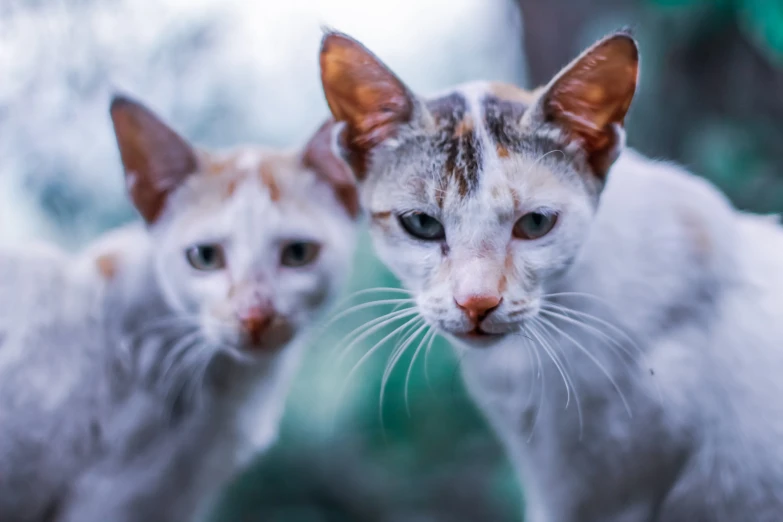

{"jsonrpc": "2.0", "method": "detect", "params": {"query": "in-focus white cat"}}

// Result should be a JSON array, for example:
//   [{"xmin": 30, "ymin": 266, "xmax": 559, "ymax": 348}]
[
  {"xmin": 0, "ymin": 96, "xmax": 357, "ymax": 522},
  {"xmin": 319, "ymin": 30, "xmax": 783, "ymax": 522}
]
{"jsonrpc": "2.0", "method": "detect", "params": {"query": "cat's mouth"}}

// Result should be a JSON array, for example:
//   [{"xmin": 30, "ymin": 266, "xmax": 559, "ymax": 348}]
[
  {"xmin": 462, "ymin": 326, "xmax": 503, "ymax": 338},
  {"xmin": 452, "ymin": 326, "xmax": 507, "ymax": 346}
]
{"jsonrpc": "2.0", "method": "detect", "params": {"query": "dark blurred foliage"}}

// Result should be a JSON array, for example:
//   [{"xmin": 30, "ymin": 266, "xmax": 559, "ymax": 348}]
[{"xmin": 211, "ymin": 2, "xmax": 783, "ymax": 521}]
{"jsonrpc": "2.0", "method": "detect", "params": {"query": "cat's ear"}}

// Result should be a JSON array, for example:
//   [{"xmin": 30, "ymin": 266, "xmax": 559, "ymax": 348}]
[
  {"xmin": 110, "ymin": 95, "xmax": 198, "ymax": 223},
  {"xmin": 538, "ymin": 31, "xmax": 639, "ymax": 178},
  {"xmin": 301, "ymin": 120, "xmax": 359, "ymax": 219},
  {"xmin": 319, "ymin": 31, "xmax": 414, "ymax": 176}
]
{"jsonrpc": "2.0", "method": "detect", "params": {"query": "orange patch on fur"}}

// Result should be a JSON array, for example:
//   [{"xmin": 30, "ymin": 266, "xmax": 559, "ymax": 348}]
[
  {"xmin": 96, "ymin": 253, "xmax": 119, "ymax": 281},
  {"xmin": 510, "ymin": 188, "xmax": 521, "ymax": 210},
  {"xmin": 205, "ymin": 155, "xmax": 237, "ymax": 177},
  {"xmin": 488, "ymin": 82, "xmax": 537, "ymax": 104},
  {"xmin": 258, "ymin": 161, "xmax": 281, "ymax": 202},
  {"xmin": 498, "ymin": 274, "xmax": 508, "ymax": 293},
  {"xmin": 454, "ymin": 116, "xmax": 474, "ymax": 138},
  {"xmin": 371, "ymin": 211, "xmax": 392, "ymax": 220},
  {"xmin": 225, "ymin": 179, "xmax": 238, "ymax": 198},
  {"xmin": 499, "ymin": 250, "xmax": 515, "ymax": 293},
  {"xmin": 496, "ymin": 144, "xmax": 509, "ymax": 158}
]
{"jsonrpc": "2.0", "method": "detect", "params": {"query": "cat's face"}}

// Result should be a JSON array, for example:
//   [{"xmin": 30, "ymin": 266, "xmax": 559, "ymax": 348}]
[
  {"xmin": 111, "ymin": 100, "xmax": 357, "ymax": 358},
  {"xmin": 320, "ymin": 32, "xmax": 637, "ymax": 348}
]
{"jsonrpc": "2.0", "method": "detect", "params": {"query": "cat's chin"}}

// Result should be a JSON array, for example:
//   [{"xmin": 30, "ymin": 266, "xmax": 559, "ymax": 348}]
[{"xmin": 449, "ymin": 329, "xmax": 508, "ymax": 349}]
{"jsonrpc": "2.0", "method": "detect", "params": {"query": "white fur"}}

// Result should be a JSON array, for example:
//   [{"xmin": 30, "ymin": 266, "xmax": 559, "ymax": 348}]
[
  {"xmin": 0, "ymin": 149, "xmax": 356, "ymax": 522},
  {"xmin": 362, "ymin": 92, "xmax": 783, "ymax": 520}
]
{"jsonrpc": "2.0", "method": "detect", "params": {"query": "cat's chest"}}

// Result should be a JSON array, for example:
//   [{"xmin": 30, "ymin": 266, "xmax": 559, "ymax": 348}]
[{"xmin": 458, "ymin": 339, "xmax": 540, "ymax": 420}]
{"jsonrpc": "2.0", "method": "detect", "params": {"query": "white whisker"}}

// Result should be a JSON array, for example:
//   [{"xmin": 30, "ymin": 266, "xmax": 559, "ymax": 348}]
[
  {"xmin": 158, "ymin": 331, "xmax": 202, "ymax": 388},
  {"xmin": 326, "ymin": 298, "xmax": 415, "ymax": 327},
  {"xmin": 527, "ymin": 330, "xmax": 546, "ymax": 442},
  {"xmin": 335, "ymin": 308, "xmax": 419, "ymax": 364},
  {"xmin": 539, "ymin": 311, "xmax": 632, "ymax": 418},
  {"xmin": 404, "ymin": 327, "xmax": 434, "ymax": 417},
  {"xmin": 342, "ymin": 315, "xmax": 422, "ymax": 386},
  {"xmin": 423, "ymin": 328, "xmax": 440, "ymax": 389},
  {"xmin": 526, "ymin": 320, "xmax": 571, "ymax": 408},
  {"xmin": 530, "ymin": 316, "xmax": 584, "ymax": 438},
  {"xmin": 541, "ymin": 303, "xmax": 643, "ymax": 366},
  {"xmin": 379, "ymin": 320, "xmax": 427, "ymax": 429},
  {"xmin": 334, "ymin": 315, "xmax": 424, "ymax": 417}
]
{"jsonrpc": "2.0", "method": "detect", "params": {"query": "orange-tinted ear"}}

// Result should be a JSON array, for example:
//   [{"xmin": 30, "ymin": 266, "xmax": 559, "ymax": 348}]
[
  {"xmin": 110, "ymin": 95, "xmax": 198, "ymax": 223},
  {"xmin": 319, "ymin": 32, "xmax": 413, "ymax": 171},
  {"xmin": 301, "ymin": 120, "xmax": 359, "ymax": 219},
  {"xmin": 542, "ymin": 32, "xmax": 639, "ymax": 178}
]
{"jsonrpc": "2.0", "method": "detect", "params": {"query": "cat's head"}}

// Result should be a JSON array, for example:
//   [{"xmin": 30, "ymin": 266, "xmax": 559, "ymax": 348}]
[
  {"xmin": 110, "ymin": 96, "xmax": 357, "ymax": 358},
  {"xmin": 319, "ymin": 31, "xmax": 637, "ymax": 347}
]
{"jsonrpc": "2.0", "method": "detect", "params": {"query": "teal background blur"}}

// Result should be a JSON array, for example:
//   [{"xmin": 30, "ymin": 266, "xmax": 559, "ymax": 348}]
[{"xmin": 2, "ymin": 0, "xmax": 782, "ymax": 520}]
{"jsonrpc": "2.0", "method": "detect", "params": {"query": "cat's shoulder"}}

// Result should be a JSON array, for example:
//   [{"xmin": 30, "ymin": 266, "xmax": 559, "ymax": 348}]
[{"xmin": 75, "ymin": 222, "xmax": 149, "ymax": 284}]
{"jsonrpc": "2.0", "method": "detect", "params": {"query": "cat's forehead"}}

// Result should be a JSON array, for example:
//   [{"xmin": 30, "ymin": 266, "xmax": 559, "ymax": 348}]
[
  {"xmin": 411, "ymin": 82, "xmax": 560, "ymax": 200},
  {"xmin": 196, "ymin": 146, "xmax": 304, "ymax": 203},
  {"xmin": 365, "ymin": 82, "xmax": 585, "ymax": 219}
]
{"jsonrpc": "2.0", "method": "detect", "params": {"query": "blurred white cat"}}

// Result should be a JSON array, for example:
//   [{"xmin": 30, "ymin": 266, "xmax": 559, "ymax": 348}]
[{"xmin": 0, "ymin": 96, "xmax": 358, "ymax": 522}]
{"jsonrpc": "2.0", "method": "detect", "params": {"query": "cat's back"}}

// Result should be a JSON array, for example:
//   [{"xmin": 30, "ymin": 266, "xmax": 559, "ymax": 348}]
[
  {"xmin": 588, "ymin": 150, "xmax": 783, "ymax": 519},
  {"xmin": 0, "ymin": 241, "xmax": 110, "ymax": 522}
]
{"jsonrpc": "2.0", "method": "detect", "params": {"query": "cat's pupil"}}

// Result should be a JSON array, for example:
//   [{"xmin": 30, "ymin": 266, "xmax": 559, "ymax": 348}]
[
  {"xmin": 281, "ymin": 241, "xmax": 320, "ymax": 267},
  {"xmin": 200, "ymin": 247, "xmax": 216, "ymax": 264},
  {"xmin": 530, "ymin": 213, "xmax": 544, "ymax": 228},
  {"xmin": 417, "ymin": 215, "xmax": 433, "ymax": 229},
  {"xmin": 289, "ymin": 243, "xmax": 305, "ymax": 260}
]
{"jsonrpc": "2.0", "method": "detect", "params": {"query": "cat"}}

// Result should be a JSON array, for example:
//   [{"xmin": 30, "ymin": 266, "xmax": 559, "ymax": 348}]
[
  {"xmin": 0, "ymin": 95, "xmax": 358, "ymax": 522},
  {"xmin": 318, "ymin": 29, "xmax": 783, "ymax": 522}
]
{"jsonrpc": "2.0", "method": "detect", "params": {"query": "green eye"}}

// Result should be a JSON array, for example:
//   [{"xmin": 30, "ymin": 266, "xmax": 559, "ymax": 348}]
[
  {"xmin": 398, "ymin": 212, "xmax": 445, "ymax": 241},
  {"xmin": 281, "ymin": 241, "xmax": 321, "ymax": 268},
  {"xmin": 185, "ymin": 244, "xmax": 226, "ymax": 271},
  {"xmin": 513, "ymin": 211, "xmax": 558, "ymax": 240}
]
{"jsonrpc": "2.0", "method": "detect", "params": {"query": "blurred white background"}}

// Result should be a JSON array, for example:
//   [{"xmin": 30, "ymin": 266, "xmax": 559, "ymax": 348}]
[{"xmin": 0, "ymin": 0, "xmax": 525, "ymax": 247}]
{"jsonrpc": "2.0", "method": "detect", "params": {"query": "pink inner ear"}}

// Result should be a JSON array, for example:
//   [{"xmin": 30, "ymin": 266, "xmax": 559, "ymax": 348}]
[
  {"xmin": 320, "ymin": 32, "xmax": 413, "ymax": 154},
  {"xmin": 301, "ymin": 120, "xmax": 360, "ymax": 219},
  {"xmin": 110, "ymin": 96, "xmax": 198, "ymax": 223},
  {"xmin": 545, "ymin": 34, "xmax": 638, "ymax": 145},
  {"xmin": 542, "ymin": 34, "xmax": 638, "ymax": 177}
]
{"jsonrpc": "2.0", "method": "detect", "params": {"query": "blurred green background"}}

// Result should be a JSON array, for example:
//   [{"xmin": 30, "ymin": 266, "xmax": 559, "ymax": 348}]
[{"xmin": 2, "ymin": 0, "xmax": 782, "ymax": 520}]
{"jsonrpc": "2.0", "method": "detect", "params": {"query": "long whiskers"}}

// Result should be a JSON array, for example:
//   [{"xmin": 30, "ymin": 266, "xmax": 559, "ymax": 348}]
[
  {"xmin": 540, "ymin": 302, "xmax": 644, "ymax": 367},
  {"xmin": 537, "ymin": 312, "xmax": 632, "ymax": 417},
  {"xmin": 422, "ymin": 328, "xmax": 440, "ymax": 389},
  {"xmin": 157, "ymin": 330, "xmax": 202, "ymax": 388},
  {"xmin": 529, "ymin": 316, "xmax": 584, "ymax": 438},
  {"xmin": 378, "ymin": 320, "xmax": 427, "ymax": 428},
  {"xmin": 325, "ymin": 298, "xmax": 416, "ymax": 329},
  {"xmin": 333, "ymin": 315, "xmax": 423, "ymax": 419},
  {"xmin": 335, "ymin": 308, "xmax": 419, "ymax": 365},
  {"xmin": 405, "ymin": 328, "xmax": 435, "ymax": 413}
]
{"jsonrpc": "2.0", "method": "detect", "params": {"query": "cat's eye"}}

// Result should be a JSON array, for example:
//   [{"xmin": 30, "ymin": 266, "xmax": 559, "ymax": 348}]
[
  {"xmin": 513, "ymin": 211, "xmax": 558, "ymax": 240},
  {"xmin": 281, "ymin": 241, "xmax": 321, "ymax": 268},
  {"xmin": 398, "ymin": 212, "xmax": 446, "ymax": 241},
  {"xmin": 185, "ymin": 244, "xmax": 226, "ymax": 271}
]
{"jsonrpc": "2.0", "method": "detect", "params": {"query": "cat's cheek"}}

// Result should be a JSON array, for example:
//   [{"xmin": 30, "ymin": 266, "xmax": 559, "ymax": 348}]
[{"xmin": 369, "ymin": 234, "xmax": 433, "ymax": 292}]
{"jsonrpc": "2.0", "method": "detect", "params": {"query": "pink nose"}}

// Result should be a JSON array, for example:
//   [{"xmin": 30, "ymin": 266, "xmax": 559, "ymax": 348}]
[
  {"xmin": 455, "ymin": 294, "xmax": 502, "ymax": 324},
  {"xmin": 239, "ymin": 307, "xmax": 274, "ymax": 345}
]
